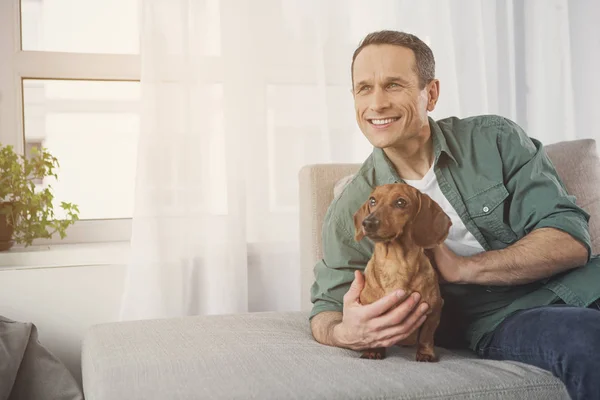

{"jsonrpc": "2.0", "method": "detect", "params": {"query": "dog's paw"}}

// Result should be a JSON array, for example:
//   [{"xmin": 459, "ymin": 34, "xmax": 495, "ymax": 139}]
[
  {"xmin": 415, "ymin": 351, "xmax": 438, "ymax": 362},
  {"xmin": 360, "ymin": 348, "xmax": 386, "ymax": 360}
]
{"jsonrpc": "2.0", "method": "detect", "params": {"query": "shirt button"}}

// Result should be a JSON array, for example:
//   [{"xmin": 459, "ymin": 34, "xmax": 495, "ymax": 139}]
[{"xmin": 483, "ymin": 206, "xmax": 490, "ymax": 213}]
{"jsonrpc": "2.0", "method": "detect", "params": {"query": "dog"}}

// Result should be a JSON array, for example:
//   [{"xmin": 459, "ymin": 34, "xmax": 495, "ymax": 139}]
[{"xmin": 353, "ymin": 183, "xmax": 452, "ymax": 362}]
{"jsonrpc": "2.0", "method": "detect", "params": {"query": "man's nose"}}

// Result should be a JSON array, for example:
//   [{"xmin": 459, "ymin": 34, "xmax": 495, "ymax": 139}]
[
  {"xmin": 370, "ymin": 88, "xmax": 391, "ymax": 111},
  {"xmin": 362, "ymin": 216, "xmax": 380, "ymax": 232}
]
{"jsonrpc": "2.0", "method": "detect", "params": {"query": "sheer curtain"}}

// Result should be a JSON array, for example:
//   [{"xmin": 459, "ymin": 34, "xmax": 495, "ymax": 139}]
[{"xmin": 120, "ymin": 0, "xmax": 600, "ymax": 321}]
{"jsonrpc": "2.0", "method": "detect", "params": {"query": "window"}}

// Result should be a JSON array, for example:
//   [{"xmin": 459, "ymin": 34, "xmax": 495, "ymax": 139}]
[
  {"xmin": 2, "ymin": 0, "xmax": 226, "ymax": 245},
  {"xmin": 0, "ymin": 0, "xmax": 140, "ymax": 244},
  {"xmin": 22, "ymin": 79, "xmax": 140, "ymax": 220}
]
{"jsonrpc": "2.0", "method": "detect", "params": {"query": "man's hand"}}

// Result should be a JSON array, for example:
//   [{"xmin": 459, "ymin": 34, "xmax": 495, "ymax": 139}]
[
  {"xmin": 332, "ymin": 270, "xmax": 430, "ymax": 351},
  {"xmin": 428, "ymin": 243, "xmax": 467, "ymax": 284}
]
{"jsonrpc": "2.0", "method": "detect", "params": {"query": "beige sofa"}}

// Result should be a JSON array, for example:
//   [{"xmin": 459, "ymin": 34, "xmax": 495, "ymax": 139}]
[{"xmin": 82, "ymin": 139, "xmax": 600, "ymax": 399}]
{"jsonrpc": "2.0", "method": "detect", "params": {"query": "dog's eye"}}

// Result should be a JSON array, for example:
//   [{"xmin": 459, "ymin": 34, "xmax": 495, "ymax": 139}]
[
  {"xmin": 369, "ymin": 197, "xmax": 376, "ymax": 207},
  {"xmin": 395, "ymin": 198, "xmax": 407, "ymax": 208}
]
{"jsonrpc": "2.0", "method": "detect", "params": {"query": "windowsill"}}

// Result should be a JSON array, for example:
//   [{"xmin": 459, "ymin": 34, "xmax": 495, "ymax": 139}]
[
  {"xmin": 0, "ymin": 239, "xmax": 298, "ymax": 271},
  {"xmin": 0, "ymin": 241, "xmax": 131, "ymax": 270}
]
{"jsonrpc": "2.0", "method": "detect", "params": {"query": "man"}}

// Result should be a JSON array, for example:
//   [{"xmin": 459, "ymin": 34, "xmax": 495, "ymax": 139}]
[{"xmin": 309, "ymin": 30, "xmax": 600, "ymax": 400}]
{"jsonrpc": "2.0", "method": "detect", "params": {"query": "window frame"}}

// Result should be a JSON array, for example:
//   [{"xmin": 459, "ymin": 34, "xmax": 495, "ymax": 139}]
[{"xmin": 0, "ymin": 0, "xmax": 140, "ymax": 244}]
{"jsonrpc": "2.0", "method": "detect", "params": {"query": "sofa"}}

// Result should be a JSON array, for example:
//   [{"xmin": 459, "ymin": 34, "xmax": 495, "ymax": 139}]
[{"xmin": 81, "ymin": 138, "xmax": 600, "ymax": 399}]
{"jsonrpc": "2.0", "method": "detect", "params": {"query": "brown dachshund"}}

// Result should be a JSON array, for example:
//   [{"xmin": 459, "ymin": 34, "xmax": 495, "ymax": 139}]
[{"xmin": 353, "ymin": 183, "xmax": 452, "ymax": 362}]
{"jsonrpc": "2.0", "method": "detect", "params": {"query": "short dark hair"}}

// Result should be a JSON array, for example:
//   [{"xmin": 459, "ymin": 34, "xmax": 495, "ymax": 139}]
[{"xmin": 351, "ymin": 30, "xmax": 435, "ymax": 89}]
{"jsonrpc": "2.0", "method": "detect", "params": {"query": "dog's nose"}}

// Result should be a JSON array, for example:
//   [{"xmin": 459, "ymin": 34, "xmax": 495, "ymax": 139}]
[{"xmin": 362, "ymin": 217, "xmax": 380, "ymax": 232}]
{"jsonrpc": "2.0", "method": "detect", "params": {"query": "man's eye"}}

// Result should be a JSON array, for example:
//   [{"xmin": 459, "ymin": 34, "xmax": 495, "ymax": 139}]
[
  {"xmin": 388, "ymin": 83, "xmax": 399, "ymax": 88},
  {"xmin": 395, "ymin": 198, "xmax": 407, "ymax": 208},
  {"xmin": 369, "ymin": 197, "xmax": 376, "ymax": 207},
  {"xmin": 358, "ymin": 85, "xmax": 371, "ymax": 94}
]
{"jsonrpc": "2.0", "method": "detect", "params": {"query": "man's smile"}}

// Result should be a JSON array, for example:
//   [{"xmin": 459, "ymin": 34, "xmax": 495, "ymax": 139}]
[{"xmin": 367, "ymin": 117, "xmax": 400, "ymax": 128}]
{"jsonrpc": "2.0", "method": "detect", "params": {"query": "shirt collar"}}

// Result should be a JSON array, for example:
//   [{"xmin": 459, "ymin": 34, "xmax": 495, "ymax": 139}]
[
  {"xmin": 372, "ymin": 116, "xmax": 457, "ymax": 184},
  {"xmin": 429, "ymin": 116, "xmax": 457, "ymax": 165}
]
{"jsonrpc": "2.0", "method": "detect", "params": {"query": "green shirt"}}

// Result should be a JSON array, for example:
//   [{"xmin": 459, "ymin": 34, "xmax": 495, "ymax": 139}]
[{"xmin": 310, "ymin": 114, "xmax": 600, "ymax": 351}]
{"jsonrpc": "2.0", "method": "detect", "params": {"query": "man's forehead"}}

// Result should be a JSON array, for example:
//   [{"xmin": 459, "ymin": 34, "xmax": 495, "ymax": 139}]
[{"xmin": 353, "ymin": 44, "xmax": 416, "ymax": 79}]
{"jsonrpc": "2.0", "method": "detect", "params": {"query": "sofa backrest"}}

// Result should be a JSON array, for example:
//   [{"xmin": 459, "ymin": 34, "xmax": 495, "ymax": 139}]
[
  {"xmin": 544, "ymin": 139, "xmax": 600, "ymax": 253},
  {"xmin": 298, "ymin": 138, "xmax": 600, "ymax": 312}
]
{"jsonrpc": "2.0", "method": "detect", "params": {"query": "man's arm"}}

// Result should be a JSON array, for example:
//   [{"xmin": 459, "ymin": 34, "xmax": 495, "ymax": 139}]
[
  {"xmin": 310, "ymin": 311, "xmax": 343, "ymax": 347},
  {"xmin": 432, "ymin": 227, "xmax": 588, "ymax": 286},
  {"xmin": 433, "ymin": 117, "xmax": 591, "ymax": 286}
]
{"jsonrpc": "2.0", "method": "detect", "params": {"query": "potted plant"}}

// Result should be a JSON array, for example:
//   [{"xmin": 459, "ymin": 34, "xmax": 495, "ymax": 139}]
[{"xmin": 0, "ymin": 143, "xmax": 79, "ymax": 250}]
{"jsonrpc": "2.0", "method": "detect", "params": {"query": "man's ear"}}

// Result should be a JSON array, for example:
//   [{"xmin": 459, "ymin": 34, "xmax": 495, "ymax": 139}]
[
  {"xmin": 353, "ymin": 201, "xmax": 370, "ymax": 242},
  {"xmin": 426, "ymin": 79, "xmax": 440, "ymax": 112},
  {"xmin": 411, "ymin": 192, "xmax": 451, "ymax": 249}
]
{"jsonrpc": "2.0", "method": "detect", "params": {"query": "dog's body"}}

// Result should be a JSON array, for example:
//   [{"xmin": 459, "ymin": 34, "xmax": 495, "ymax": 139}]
[{"xmin": 353, "ymin": 183, "xmax": 452, "ymax": 362}]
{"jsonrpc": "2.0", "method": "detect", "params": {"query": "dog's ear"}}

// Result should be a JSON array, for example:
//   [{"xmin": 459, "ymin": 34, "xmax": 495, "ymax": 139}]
[
  {"xmin": 353, "ymin": 200, "xmax": 370, "ymax": 242},
  {"xmin": 411, "ymin": 192, "xmax": 451, "ymax": 249}
]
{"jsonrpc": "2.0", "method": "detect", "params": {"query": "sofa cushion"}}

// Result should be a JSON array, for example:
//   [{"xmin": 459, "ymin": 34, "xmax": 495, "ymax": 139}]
[
  {"xmin": 334, "ymin": 139, "xmax": 600, "ymax": 254},
  {"xmin": 82, "ymin": 312, "xmax": 567, "ymax": 400}
]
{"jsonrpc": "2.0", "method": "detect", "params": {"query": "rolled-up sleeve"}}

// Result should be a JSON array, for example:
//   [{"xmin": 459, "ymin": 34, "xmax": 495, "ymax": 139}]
[
  {"xmin": 309, "ymin": 209, "xmax": 371, "ymax": 320},
  {"xmin": 498, "ymin": 118, "xmax": 592, "ymax": 261}
]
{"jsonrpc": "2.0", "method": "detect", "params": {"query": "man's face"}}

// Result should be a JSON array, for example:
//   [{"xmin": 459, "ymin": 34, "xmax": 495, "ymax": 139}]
[{"xmin": 352, "ymin": 44, "xmax": 439, "ymax": 149}]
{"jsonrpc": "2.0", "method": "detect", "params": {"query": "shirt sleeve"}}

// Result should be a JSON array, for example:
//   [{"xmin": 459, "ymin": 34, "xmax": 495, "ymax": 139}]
[
  {"xmin": 498, "ymin": 118, "xmax": 592, "ymax": 262},
  {"xmin": 309, "ymin": 207, "xmax": 372, "ymax": 320}
]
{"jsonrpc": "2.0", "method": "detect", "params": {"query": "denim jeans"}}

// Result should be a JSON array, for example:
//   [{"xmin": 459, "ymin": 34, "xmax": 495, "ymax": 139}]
[{"xmin": 477, "ymin": 300, "xmax": 600, "ymax": 400}]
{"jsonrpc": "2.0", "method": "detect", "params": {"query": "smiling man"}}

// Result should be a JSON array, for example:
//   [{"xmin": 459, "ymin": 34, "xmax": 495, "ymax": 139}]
[{"xmin": 309, "ymin": 30, "xmax": 600, "ymax": 400}]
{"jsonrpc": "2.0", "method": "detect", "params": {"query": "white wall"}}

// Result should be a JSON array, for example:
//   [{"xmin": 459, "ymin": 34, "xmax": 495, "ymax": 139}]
[{"xmin": 0, "ymin": 263, "xmax": 127, "ymax": 386}]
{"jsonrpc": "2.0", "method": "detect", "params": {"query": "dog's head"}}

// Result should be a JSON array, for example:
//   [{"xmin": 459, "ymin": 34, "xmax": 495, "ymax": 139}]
[{"xmin": 353, "ymin": 183, "xmax": 451, "ymax": 249}]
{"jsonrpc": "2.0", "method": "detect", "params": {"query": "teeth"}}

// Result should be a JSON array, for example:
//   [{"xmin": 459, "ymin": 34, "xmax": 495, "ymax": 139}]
[{"xmin": 371, "ymin": 118, "xmax": 398, "ymax": 125}]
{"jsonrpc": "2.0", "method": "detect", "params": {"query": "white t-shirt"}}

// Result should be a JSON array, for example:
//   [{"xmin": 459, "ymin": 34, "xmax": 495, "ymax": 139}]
[{"xmin": 404, "ymin": 164, "xmax": 485, "ymax": 257}]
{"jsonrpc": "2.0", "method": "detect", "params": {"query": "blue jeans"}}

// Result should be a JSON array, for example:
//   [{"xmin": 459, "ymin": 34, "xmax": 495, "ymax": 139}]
[{"xmin": 477, "ymin": 300, "xmax": 600, "ymax": 400}]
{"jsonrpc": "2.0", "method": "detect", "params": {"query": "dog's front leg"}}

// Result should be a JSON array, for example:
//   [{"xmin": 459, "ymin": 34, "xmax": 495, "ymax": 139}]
[{"xmin": 415, "ymin": 304, "xmax": 441, "ymax": 362}]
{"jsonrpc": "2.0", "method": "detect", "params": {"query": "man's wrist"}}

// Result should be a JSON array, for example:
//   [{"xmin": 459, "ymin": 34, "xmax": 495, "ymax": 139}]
[
  {"xmin": 456, "ymin": 256, "xmax": 475, "ymax": 284},
  {"xmin": 331, "ymin": 321, "xmax": 348, "ymax": 348}
]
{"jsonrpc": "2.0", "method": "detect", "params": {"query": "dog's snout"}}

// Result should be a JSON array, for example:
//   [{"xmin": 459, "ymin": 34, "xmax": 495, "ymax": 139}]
[{"xmin": 362, "ymin": 217, "xmax": 380, "ymax": 232}]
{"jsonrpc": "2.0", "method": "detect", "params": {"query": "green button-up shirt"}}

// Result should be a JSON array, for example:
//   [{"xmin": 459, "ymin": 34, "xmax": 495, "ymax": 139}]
[{"xmin": 310, "ymin": 114, "xmax": 600, "ymax": 351}]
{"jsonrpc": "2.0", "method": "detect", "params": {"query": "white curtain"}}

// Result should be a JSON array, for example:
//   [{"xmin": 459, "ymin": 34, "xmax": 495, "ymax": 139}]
[{"xmin": 120, "ymin": 0, "xmax": 600, "ymax": 321}]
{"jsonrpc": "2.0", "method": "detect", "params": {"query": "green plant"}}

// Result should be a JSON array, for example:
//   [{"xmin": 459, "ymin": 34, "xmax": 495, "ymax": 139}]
[{"xmin": 0, "ymin": 143, "xmax": 79, "ymax": 247}]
